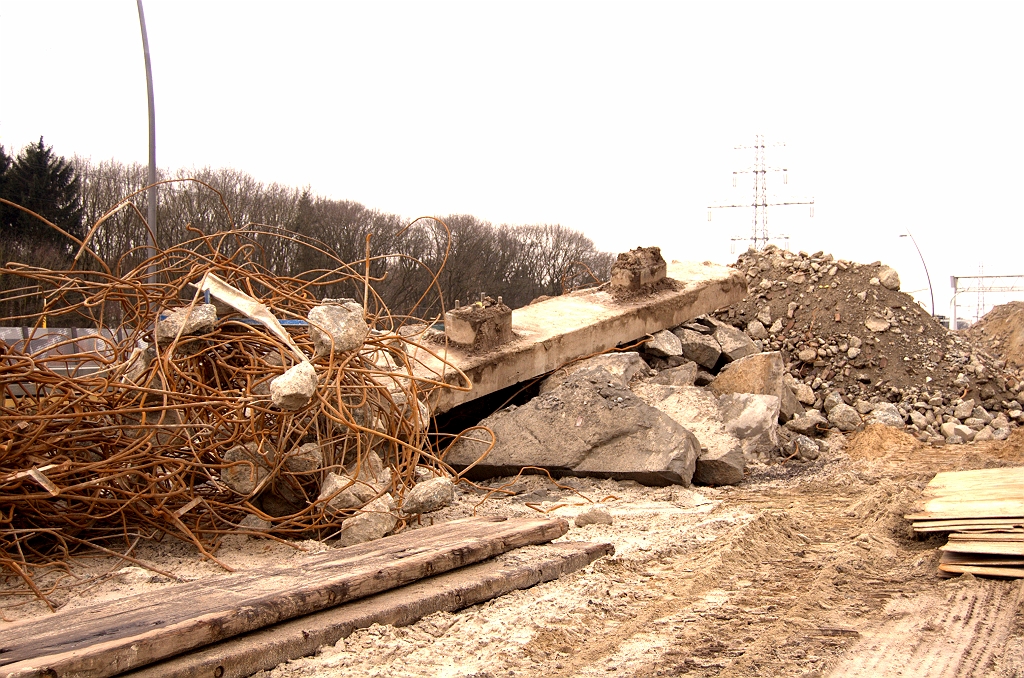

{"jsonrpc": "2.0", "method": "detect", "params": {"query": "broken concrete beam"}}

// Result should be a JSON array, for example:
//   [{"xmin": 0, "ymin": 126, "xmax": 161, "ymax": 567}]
[
  {"xmin": 414, "ymin": 261, "xmax": 747, "ymax": 413},
  {"xmin": 443, "ymin": 296, "xmax": 512, "ymax": 350},
  {"xmin": 445, "ymin": 367, "xmax": 700, "ymax": 486},
  {"xmin": 610, "ymin": 246, "xmax": 667, "ymax": 290},
  {"xmin": 308, "ymin": 300, "xmax": 368, "ymax": 356}
]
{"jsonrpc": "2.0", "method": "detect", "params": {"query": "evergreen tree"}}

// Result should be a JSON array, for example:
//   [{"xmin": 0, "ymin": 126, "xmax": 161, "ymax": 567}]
[{"xmin": 0, "ymin": 137, "xmax": 84, "ymax": 253}]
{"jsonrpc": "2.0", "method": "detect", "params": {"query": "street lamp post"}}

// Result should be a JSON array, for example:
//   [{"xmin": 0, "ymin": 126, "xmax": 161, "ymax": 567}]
[
  {"xmin": 137, "ymin": 0, "xmax": 157, "ymax": 283},
  {"xmin": 899, "ymin": 231, "xmax": 935, "ymax": 317}
]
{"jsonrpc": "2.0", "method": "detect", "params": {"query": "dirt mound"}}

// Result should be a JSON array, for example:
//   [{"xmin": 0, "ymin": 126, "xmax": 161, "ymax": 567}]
[
  {"xmin": 845, "ymin": 423, "xmax": 924, "ymax": 460},
  {"xmin": 966, "ymin": 301, "xmax": 1024, "ymax": 368},
  {"xmin": 711, "ymin": 246, "xmax": 1023, "ymax": 424}
]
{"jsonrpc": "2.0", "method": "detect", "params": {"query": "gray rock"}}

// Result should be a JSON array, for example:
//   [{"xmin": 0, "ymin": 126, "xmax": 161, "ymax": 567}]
[
  {"xmin": 402, "ymin": 477, "xmax": 454, "ymax": 514},
  {"xmin": 270, "ymin": 361, "xmax": 318, "ymax": 410},
  {"xmin": 308, "ymin": 300, "xmax": 368, "ymax": 357},
  {"xmin": 221, "ymin": 442, "xmax": 269, "ymax": 496},
  {"xmin": 973, "ymin": 427, "xmax": 994, "ymax": 442},
  {"xmin": 909, "ymin": 410, "xmax": 929, "ymax": 429},
  {"xmin": 828, "ymin": 403, "xmax": 862, "ymax": 432},
  {"xmin": 319, "ymin": 471, "xmax": 379, "ymax": 512},
  {"xmin": 823, "ymin": 391, "xmax": 845, "ymax": 413},
  {"xmin": 645, "ymin": 329, "xmax": 683, "ymax": 357},
  {"xmin": 854, "ymin": 399, "xmax": 875, "ymax": 415},
  {"xmin": 542, "ymin": 352, "xmax": 653, "ymax": 393},
  {"xmin": 797, "ymin": 347, "xmax": 817, "ymax": 363},
  {"xmin": 711, "ymin": 321, "xmax": 759, "ymax": 363},
  {"xmin": 864, "ymin": 317, "xmax": 890, "ymax": 333},
  {"xmin": 878, "ymin": 266, "xmax": 901, "ymax": 290},
  {"xmin": 155, "ymin": 304, "xmax": 217, "ymax": 343},
  {"xmin": 574, "ymin": 505, "xmax": 614, "ymax": 527},
  {"xmin": 865, "ymin": 403, "xmax": 905, "ymax": 428},
  {"xmin": 673, "ymin": 328, "xmax": 722, "ymax": 369},
  {"xmin": 693, "ymin": 444, "xmax": 745, "ymax": 486},
  {"xmin": 787, "ymin": 434, "xmax": 820, "ymax": 461},
  {"xmin": 285, "ymin": 442, "xmax": 323, "ymax": 474},
  {"xmin": 650, "ymin": 361, "xmax": 698, "ymax": 387},
  {"xmin": 953, "ymin": 399, "xmax": 976, "ymax": 420},
  {"xmin": 785, "ymin": 410, "xmax": 828, "ymax": 436},
  {"xmin": 939, "ymin": 421, "xmax": 958, "ymax": 439},
  {"xmin": 746, "ymin": 320, "xmax": 768, "ymax": 340},
  {"xmin": 337, "ymin": 494, "xmax": 397, "ymax": 547},
  {"xmin": 791, "ymin": 382, "xmax": 815, "ymax": 405},
  {"xmin": 709, "ymin": 351, "xmax": 803, "ymax": 423},
  {"xmin": 952, "ymin": 424, "xmax": 976, "ymax": 443},
  {"xmin": 756, "ymin": 306, "xmax": 772, "ymax": 326},
  {"xmin": 446, "ymin": 368, "xmax": 701, "ymax": 486}
]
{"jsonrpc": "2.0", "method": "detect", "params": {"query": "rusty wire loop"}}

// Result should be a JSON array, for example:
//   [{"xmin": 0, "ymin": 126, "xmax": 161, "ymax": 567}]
[{"xmin": 0, "ymin": 191, "xmax": 497, "ymax": 610}]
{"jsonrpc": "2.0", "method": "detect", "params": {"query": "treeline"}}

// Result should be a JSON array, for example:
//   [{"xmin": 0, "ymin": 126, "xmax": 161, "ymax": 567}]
[{"xmin": 0, "ymin": 139, "xmax": 614, "ymax": 323}]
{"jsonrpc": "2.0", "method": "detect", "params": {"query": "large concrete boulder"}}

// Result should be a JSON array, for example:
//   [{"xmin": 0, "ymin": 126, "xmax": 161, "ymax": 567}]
[
  {"xmin": 540, "ymin": 351, "xmax": 652, "ymax": 394},
  {"xmin": 708, "ymin": 319, "xmax": 758, "ymax": 363},
  {"xmin": 693, "ymin": 445, "xmax": 745, "ymax": 486},
  {"xmin": 672, "ymin": 328, "xmax": 722, "ymax": 369},
  {"xmin": 631, "ymin": 384, "xmax": 747, "ymax": 479},
  {"xmin": 650, "ymin": 361, "xmax": 698, "ymax": 387},
  {"xmin": 446, "ymin": 367, "xmax": 700, "ymax": 486},
  {"xmin": 645, "ymin": 330, "xmax": 683, "ymax": 358},
  {"xmin": 828, "ymin": 403, "xmax": 862, "ymax": 432},
  {"xmin": 308, "ymin": 300, "xmax": 368, "ymax": 357},
  {"xmin": 718, "ymin": 393, "xmax": 781, "ymax": 460},
  {"xmin": 709, "ymin": 351, "xmax": 803, "ymax": 422}
]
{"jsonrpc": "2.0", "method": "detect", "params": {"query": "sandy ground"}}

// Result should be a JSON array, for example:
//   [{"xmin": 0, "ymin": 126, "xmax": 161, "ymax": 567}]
[{"xmin": 3, "ymin": 427, "xmax": 1023, "ymax": 678}]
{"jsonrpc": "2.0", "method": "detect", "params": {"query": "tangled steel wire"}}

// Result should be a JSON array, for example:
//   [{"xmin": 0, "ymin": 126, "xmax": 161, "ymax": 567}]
[{"xmin": 0, "ymin": 190, "xmax": 480, "ymax": 610}]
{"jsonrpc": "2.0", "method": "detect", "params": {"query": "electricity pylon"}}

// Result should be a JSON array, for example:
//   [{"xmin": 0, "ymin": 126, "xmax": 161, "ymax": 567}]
[{"xmin": 707, "ymin": 134, "xmax": 814, "ymax": 252}]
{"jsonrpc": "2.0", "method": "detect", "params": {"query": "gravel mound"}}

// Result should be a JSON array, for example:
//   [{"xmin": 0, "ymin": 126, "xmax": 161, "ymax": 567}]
[{"xmin": 677, "ymin": 246, "xmax": 1023, "ymax": 445}]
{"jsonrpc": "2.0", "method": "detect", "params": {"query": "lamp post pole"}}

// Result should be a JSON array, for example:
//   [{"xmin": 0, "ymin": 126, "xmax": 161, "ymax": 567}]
[
  {"xmin": 137, "ymin": 0, "xmax": 157, "ymax": 283},
  {"xmin": 900, "ymin": 231, "xmax": 934, "ymax": 317}
]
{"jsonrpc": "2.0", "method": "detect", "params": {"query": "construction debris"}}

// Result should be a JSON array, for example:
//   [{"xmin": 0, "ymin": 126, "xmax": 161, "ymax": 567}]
[
  {"xmin": 906, "ymin": 467, "xmax": 1024, "ymax": 578},
  {"xmin": 0, "ymin": 224, "xmax": 472, "ymax": 608}
]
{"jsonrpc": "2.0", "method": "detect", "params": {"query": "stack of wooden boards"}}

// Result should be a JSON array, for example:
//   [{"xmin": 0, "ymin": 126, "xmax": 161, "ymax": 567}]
[
  {"xmin": 0, "ymin": 515, "xmax": 613, "ymax": 678},
  {"xmin": 905, "ymin": 466, "xmax": 1024, "ymax": 578}
]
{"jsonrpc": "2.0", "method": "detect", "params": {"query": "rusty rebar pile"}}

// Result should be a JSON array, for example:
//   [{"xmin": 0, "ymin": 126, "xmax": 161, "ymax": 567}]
[{"xmin": 0, "ymin": 218, "xmax": 471, "ymax": 609}]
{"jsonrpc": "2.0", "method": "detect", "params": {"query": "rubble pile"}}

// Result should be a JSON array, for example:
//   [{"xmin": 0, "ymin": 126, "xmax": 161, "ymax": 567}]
[
  {"xmin": 965, "ymin": 301, "xmax": 1024, "ymax": 369},
  {"xmin": 660, "ymin": 246, "xmax": 1023, "ymax": 447}
]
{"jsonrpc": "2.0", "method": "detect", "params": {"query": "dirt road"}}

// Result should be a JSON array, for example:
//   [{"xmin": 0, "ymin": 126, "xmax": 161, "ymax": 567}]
[{"xmin": 255, "ymin": 426, "xmax": 1024, "ymax": 678}]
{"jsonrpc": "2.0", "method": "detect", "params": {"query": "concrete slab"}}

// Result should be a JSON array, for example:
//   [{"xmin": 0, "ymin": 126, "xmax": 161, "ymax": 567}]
[{"xmin": 413, "ymin": 261, "xmax": 746, "ymax": 413}]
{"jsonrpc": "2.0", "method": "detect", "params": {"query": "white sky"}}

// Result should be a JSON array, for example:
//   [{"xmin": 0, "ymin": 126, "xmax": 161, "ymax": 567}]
[{"xmin": 1, "ymin": 0, "xmax": 1022, "ymax": 319}]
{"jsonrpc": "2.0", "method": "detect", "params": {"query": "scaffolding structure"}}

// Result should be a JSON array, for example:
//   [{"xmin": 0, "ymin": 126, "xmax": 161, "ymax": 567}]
[{"xmin": 708, "ymin": 134, "xmax": 814, "ymax": 252}]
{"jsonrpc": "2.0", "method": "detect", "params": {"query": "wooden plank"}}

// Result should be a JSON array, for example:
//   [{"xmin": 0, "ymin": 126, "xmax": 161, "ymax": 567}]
[
  {"xmin": 925, "ymin": 467, "xmax": 1024, "ymax": 493},
  {"xmin": 904, "ymin": 498, "xmax": 1024, "ymax": 520},
  {"xmin": 940, "ymin": 540, "xmax": 1024, "ymax": 556},
  {"xmin": 122, "ymin": 541, "xmax": 614, "ymax": 678},
  {"xmin": 0, "ymin": 515, "xmax": 568, "ymax": 678},
  {"xmin": 948, "ymin": 532, "xmax": 1024, "ymax": 542},
  {"xmin": 939, "ymin": 551, "xmax": 1024, "ymax": 567},
  {"xmin": 911, "ymin": 518, "xmax": 1024, "ymax": 531},
  {"xmin": 937, "ymin": 563, "xmax": 1024, "ymax": 578}
]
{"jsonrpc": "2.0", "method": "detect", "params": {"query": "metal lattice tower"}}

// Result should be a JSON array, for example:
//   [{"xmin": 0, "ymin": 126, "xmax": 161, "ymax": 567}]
[{"xmin": 708, "ymin": 134, "xmax": 815, "ymax": 252}]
